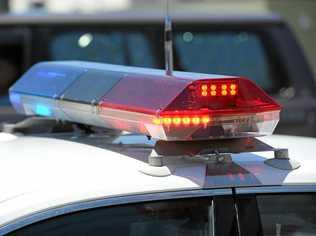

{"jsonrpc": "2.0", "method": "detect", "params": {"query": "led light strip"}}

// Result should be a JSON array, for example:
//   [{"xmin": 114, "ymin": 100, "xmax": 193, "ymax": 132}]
[
  {"xmin": 201, "ymin": 83, "xmax": 238, "ymax": 97},
  {"xmin": 153, "ymin": 116, "xmax": 211, "ymax": 126}
]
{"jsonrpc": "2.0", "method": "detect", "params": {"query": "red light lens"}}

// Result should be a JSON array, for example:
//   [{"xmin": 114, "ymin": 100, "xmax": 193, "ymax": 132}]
[
  {"xmin": 165, "ymin": 78, "xmax": 279, "ymax": 115},
  {"xmin": 100, "ymin": 76, "xmax": 280, "ymax": 140}
]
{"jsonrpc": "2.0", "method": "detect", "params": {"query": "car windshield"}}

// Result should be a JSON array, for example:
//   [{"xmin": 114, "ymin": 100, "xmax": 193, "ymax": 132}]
[
  {"xmin": 50, "ymin": 31, "xmax": 157, "ymax": 68},
  {"xmin": 50, "ymin": 30, "xmax": 279, "ymax": 92},
  {"xmin": 174, "ymin": 31, "xmax": 275, "ymax": 91}
]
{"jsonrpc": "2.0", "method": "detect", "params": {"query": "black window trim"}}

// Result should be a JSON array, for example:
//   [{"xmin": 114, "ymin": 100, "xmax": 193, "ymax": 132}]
[
  {"xmin": 0, "ymin": 188, "xmax": 231, "ymax": 235},
  {"xmin": 236, "ymin": 184, "xmax": 316, "ymax": 195},
  {"xmin": 2, "ymin": 185, "xmax": 316, "ymax": 234}
]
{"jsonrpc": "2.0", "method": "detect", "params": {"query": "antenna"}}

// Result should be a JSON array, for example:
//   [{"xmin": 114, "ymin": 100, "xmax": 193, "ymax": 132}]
[{"xmin": 164, "ymin": 0, "xmax": 173, "ymax": 76}]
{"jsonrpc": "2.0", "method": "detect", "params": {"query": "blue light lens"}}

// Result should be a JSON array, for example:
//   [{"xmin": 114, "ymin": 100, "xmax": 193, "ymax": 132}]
[
  {"xmin": 9, "ymin": 92, "xmax": 21, "ymax": 106},
  {"xmin": 35, "ymin": 104, "xmax": 52, "ymax": 116}
]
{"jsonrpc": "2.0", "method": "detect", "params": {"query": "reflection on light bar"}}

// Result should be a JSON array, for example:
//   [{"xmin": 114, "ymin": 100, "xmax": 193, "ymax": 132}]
[
  {"xmin": 9, "ymin": 61, "xmax": 281, "ymax": 141},
  {"xmin": 35, "ymin": 104, "xmax": 52, "ymax": 117}
]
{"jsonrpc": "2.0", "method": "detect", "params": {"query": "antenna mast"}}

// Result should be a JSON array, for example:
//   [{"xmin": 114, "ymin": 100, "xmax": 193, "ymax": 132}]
[{"xmin": 164, "ymin": 0, "xmax": 173, "ymax": 76}]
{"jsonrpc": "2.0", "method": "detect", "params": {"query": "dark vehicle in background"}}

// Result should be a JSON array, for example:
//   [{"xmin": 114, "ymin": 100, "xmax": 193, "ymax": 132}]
[{"xmin": 0, "ymin": 12, "xmax": 315, "ymax": 136}]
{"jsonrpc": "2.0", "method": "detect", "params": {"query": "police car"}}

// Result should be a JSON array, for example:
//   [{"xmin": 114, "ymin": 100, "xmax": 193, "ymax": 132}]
[
  {"xmin": 0, "ymin": 59, "xmax": 315, "ymax": 236},
  {"xmin": 1, "ymin": 12, "xmax": 316, "ymax": 234}
]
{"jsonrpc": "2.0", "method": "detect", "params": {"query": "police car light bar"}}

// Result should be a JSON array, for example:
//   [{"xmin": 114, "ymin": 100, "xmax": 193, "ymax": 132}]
[{"xmin": 9, "ymin": 61, "xmax": 281, "ymax": 141}]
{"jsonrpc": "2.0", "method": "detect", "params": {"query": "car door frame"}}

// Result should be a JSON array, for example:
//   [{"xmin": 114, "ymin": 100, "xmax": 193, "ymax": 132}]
[{"xmin": 0, "ymin": 188, "xmax": 231, "ymax": 235}]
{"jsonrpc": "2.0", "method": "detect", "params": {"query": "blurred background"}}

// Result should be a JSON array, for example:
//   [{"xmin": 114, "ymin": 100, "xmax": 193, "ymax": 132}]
[
  {"xmin": 0, "ymin": 0, "xmax": 315, "ymax": 137},
  {"xmin": 5, "ymin": 0, "xmax": 315, "ymax": 75}
]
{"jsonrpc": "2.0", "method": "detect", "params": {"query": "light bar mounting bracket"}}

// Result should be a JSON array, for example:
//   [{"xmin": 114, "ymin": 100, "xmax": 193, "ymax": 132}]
[{"xmin": 144, "ymin": 138, "xmax": 300, "ymax": 175}]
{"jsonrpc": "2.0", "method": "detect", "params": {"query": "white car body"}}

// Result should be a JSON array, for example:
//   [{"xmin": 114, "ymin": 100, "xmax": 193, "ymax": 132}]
[{"xmin": 0, "ymin": 132, "xmax": 315, "ymax": 234}]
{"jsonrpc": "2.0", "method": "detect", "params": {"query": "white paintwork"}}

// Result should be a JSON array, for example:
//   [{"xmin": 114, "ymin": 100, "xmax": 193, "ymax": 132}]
[{"xmin": 0, "ymin": 133, "xmax": 315, "ymax": 227}]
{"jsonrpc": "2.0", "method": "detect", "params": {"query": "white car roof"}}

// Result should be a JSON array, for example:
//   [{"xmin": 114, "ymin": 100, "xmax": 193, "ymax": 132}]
[{"xmin": 0, "ymin": 132, "xmax": 315, "ymax": 228}]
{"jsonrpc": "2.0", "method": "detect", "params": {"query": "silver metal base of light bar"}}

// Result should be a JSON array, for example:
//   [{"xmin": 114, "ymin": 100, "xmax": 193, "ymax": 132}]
[
  {"xmin": 264, "ymin": 148, "xmax": 300, "ymax": 170},
  {"xmin": 148, "ymin": 150, "xmax": 164, "ymax": 167},
  {"xmin": 139, "ymin": 150, "xmax": 173, "ymax": 177},
  {"xmin": 140, "ymin": 148, "xmax": 233, "ymax": 177},
  {"xmin": 139, "ymin": 165, "xmax": 173, "ymax": 177},
  {"xmin": 153, "ymin": 137, "xmax": 274, "ymax": 157},
  {"xmin": 141, "ymin": 139, "xmax": 300, "ymax": 176},
  {"xmin": 264, "ymin": 158, "xmax": 300, "ymax": 170}
]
